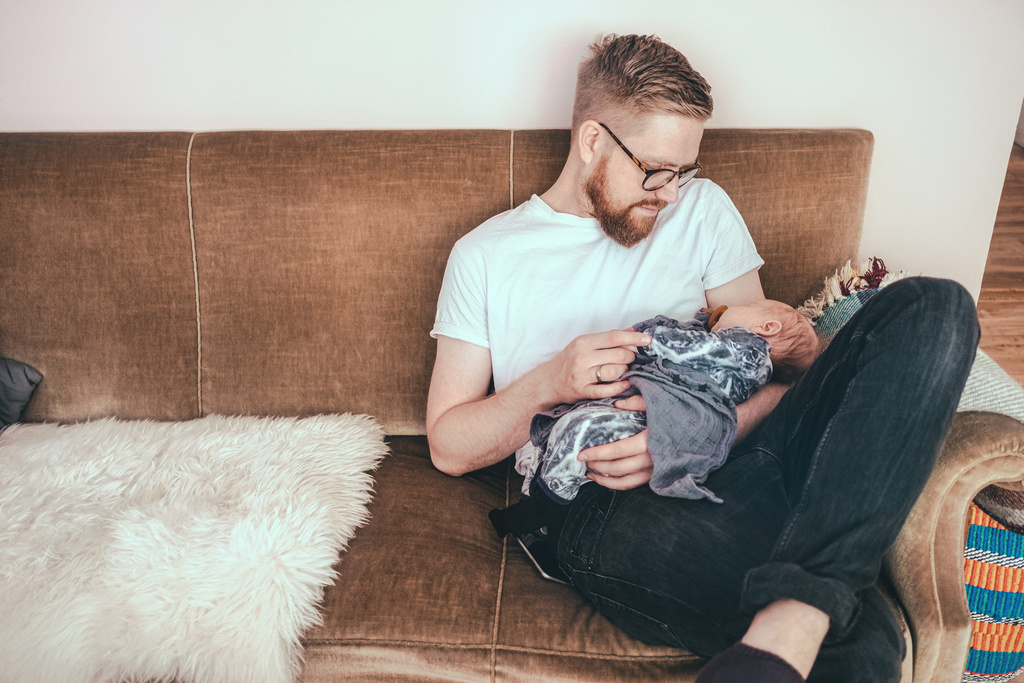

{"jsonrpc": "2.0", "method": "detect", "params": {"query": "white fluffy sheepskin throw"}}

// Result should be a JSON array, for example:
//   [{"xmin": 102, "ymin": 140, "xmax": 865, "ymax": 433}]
[{"xmin": 0, "ymin": 414, "xmax": 387, "ymax": 683}]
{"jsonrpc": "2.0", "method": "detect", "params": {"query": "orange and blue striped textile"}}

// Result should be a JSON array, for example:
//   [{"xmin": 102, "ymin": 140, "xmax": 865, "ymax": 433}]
[{"xmin": 964, "ymin": 503, "xmax": 1024, "ymax": 682}]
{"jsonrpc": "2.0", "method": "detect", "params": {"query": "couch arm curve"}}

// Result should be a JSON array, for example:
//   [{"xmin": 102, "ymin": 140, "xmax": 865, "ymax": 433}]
[{"xmin": 884, "ymin": 411, "xmax": 1024, "ymax": 683}]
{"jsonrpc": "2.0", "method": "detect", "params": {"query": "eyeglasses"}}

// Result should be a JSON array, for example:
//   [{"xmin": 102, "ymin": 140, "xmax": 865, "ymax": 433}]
[{"xmin": 599, "ymin": 123, "xmax": 702, "ymax": 192}]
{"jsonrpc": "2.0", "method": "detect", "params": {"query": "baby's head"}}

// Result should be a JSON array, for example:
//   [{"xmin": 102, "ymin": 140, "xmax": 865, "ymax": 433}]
[{"xmin": 711, "ymin": 299, "xmax": 818, "ymax": 382}]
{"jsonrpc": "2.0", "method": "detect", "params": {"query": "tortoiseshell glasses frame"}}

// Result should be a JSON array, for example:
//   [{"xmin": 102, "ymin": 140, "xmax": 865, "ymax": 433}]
[{"xmin": 599, "ymin": 122, "xmax": 702, "ymax": 192}]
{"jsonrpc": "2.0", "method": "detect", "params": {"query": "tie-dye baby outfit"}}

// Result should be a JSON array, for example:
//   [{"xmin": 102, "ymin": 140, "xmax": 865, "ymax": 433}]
[{"xmin": 528, "ymin": 311, "xmax": 772, "ymax": 504}]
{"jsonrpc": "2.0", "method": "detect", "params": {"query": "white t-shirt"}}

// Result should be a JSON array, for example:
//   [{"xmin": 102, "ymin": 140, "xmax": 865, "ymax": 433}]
[{"xmin": 430, "ymin": 178, "xmax": 764, "ymax": 481}]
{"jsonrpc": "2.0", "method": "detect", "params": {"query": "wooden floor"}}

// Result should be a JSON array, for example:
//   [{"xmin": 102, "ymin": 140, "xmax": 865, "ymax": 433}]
[{"xmin": 978, "ymin": 143, "xmax": 1024, "ymax": 385}]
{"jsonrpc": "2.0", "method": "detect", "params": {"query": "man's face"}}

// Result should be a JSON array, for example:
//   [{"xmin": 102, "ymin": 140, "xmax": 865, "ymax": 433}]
[
  {"xmin": 584, "ymin": 158, "xmax": 666, "ymax": 247},
  {"xmin": 584, "ymin": 114, "xmax": 704, "ymax": 248}
]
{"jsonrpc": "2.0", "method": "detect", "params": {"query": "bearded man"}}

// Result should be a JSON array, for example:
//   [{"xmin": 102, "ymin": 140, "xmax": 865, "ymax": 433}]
[{"xmin": 426, "ymin": 34, "xmax": 978, "ymax": 683}]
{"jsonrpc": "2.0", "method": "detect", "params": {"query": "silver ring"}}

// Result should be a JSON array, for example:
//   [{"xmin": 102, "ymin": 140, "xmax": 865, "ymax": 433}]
[{"xmin": 596, "ymin": 364, "xmax": 604, "ymax": 383}]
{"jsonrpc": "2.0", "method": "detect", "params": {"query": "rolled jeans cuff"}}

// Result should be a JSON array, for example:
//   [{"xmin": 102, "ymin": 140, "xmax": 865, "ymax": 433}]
[{"xmin": 740, "ymin": 562, "xmax": 861, "ymax": 642}]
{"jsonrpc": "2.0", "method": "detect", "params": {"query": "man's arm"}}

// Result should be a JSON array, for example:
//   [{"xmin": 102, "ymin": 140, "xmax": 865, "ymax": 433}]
[
  {"xmin": 731, "ymin": 381, "xmax": 791, "ymax": 445},
  {"xmin": 704, "ymin": 269, "xmax": 766, "ymax": 309},
  {"xmin": 425, "ymin": 336, "xmax": 542, "ymax": 476},
  {"xmin": 426, "ymin": 330, "xmax": 650, "ymax": 476},
  {"xmin": 705, "ymin": 269, "xmax": 789, "ymax": 445}
]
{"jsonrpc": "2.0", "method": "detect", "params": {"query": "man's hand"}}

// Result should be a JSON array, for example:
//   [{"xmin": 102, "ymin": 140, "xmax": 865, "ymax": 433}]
[
  {"xmin": 542, "ymin": 329, "xmax": 652, "ymax": 406},
  {"xmin": 580, "ymin": 429, "xmax": 654, "ymax": 490},
  {"xmin": 547, "ymin": 330, "xmax": 656, "ymax": 489},
  {"xmin": 574, "ymin": 392, "xmax": 654, "ymax": 490}
]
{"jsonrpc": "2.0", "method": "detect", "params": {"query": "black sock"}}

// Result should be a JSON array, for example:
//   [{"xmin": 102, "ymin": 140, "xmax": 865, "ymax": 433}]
[{"xmin": 696, "ymin": 642, "xmax": 805, "ymax": 683}]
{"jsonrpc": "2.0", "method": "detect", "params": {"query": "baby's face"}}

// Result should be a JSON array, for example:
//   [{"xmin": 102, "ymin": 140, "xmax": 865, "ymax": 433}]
[{"xmin": 710, "ymin": 301, "xmax": 775, "ymax": 334}]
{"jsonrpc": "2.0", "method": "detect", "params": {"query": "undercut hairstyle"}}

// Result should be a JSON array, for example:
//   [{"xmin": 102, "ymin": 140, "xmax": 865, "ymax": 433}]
[
  {"xmin": 572, "ymin": 34, "xmax": 713, "ymax": 136},
  {"xmin": 761, "ymin": 301, "xmax": 819, "ymax": 384}
]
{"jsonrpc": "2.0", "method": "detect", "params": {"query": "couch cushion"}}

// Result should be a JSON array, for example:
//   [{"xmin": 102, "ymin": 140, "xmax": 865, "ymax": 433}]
[
  {"xmin": 304, "ymin": 437, "xmax": 912, "ymax": 682},
  {"xmin": 187, "ymin": 131, "xmax": 512, "ymax": 433},
  {"xmin": 0, "ymin": 133, "xmax": 199, "ymax": 421},
  {"xmin": 301, "ymin": 436, "xmax": 711, "ymax": 681},
  {"xmin": 304, "ymin": 436, "xmax": 506, "ymax": 679}
]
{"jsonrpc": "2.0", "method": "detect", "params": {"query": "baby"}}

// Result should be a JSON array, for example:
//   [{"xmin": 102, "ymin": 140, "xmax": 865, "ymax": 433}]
[{"xmin": 528, "ymin": 300, "xmax": 818, "ymax": 505}]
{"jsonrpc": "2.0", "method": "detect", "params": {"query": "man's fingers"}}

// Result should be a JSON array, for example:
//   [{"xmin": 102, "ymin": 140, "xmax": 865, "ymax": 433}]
[
  {"xmin": 601, "ymin": 328, "xmax": 653, "ymax": 349},
  {"xmin": 585, "ymin": 379, "xmax": 631, "ymax": 399},
  {"xmin": 579, "ymin": 430, "xmax": 653, "ymax": 490},
  {"xmin": 581, "ymin": 347, "xmax": 636, "ymax": 378},
  {"xmin": 614, "ymin": 394, "xmax": 647, "ymax": 412},
  {"xmin": 585, "ymin": 451, "xmax": 650, "ymax": 477},
  {"xmin": 579, "ymin": 429, "xmax": 648, "ymax": 462},
  {"xmin": 594, "ymin": 362, "xmax": 629, "ymax": 384},
  {"xmin": 556, "ymin": 328, "xmax": 649, "ymax": 404},
  {"xmin": 579, "ymin": 328, "xmax": 652, "ymax": 351},
  {"xmin": 586, "ymin": 466, "xmax": 653, "ymax": 491},
  {"xmin": 558, "ymin": 328, "xmax": 649, "ymax": 402}
]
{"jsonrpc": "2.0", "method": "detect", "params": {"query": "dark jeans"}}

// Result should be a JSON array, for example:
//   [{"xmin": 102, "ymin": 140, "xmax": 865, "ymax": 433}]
[{"xmin": 554, "ymin": 277, "xmax": 980, "ymax": 683}]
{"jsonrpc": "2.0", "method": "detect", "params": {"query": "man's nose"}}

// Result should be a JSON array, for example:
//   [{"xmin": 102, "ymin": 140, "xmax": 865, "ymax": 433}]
[{"xmin": 653, "ymin": 178, "xmax": 680, "ymax": 204}]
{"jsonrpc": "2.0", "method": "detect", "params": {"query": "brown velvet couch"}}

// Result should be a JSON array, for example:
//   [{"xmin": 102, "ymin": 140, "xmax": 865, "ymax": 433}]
[{"xmin": 2, "ymin": 129, "xmax": 1023, "ymax": 682}]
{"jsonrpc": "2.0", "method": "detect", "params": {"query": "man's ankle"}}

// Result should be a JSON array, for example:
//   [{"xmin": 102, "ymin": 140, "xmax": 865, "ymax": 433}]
[{"xmin": 740, "ymin": 599, "xmax": 829, "ymax": 679}]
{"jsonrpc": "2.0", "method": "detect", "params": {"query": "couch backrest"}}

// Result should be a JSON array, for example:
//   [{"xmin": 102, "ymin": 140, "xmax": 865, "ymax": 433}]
[{"xmin": 0, "ymin": 129, "xmax": 872, "ymax": 433}]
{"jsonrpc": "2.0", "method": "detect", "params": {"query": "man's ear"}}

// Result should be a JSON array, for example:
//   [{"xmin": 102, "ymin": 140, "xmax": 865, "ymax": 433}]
[
  {"xmin": 577, "ymin": 120, "xmax": 603, "ymax": 164},
  {"xmin": 755, "ymin": 320, "xmax": 783, "ymax": 336}
]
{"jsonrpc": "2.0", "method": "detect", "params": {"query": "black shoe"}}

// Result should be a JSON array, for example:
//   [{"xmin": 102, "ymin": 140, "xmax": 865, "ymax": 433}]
[
  {"xmin": 489, "ymin": 499, "xmax": 571, "ymax": 585},
  {"xmin": 515, "ymin": 528, "xmax": 571, "ymax": 585}
]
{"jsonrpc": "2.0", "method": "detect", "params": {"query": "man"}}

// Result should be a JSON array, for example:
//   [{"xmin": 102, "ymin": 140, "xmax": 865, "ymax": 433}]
[{"xmin": 426, "ymin": 34, "xmax": 978, "ymax": 682}]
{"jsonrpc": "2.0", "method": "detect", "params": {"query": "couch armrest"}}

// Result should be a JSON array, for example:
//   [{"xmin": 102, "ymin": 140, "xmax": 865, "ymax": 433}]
[{"xmin": 884, "ymin": 411, "xmax": 1024, "ymax": 683}]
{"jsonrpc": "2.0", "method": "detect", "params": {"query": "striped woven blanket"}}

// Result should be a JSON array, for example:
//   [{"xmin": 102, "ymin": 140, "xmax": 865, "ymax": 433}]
[{"xmin": 964, "ymin": 503, "xmax": 1024, "ymax": 682}]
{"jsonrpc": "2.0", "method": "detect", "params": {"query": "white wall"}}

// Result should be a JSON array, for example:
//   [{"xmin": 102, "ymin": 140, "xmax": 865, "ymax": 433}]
[{"xmin": 2, "ymin": 0, "xmax": 1023, "ymax": 298}]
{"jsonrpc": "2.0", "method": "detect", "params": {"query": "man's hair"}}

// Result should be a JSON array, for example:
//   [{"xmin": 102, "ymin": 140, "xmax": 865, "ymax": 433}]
[
  {"xmin": 572, "ymin": 34, "xmax": 713, "ymax": 135},
  {"xmin": 761, "ymin": 301, "xmax": 819, "ymax": 384}
]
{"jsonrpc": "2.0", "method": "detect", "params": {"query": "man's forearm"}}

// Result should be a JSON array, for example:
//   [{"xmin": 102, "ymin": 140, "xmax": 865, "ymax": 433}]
[
  {"xmin": 734, "ymin": 381, "xmax": 791, "ymax": 447},
  {"xmin": 428, "ymin": 368, "xmax": 555, "ymax": 476},
  {"xmin": 427, "ymin": 329, "xmax": 648, "ymax": 477}
]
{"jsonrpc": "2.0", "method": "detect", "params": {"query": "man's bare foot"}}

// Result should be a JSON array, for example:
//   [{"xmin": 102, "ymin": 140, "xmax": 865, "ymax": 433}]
[{"xmin": 740, "ymin": 599, "xmax": 829, "ymax": 679}]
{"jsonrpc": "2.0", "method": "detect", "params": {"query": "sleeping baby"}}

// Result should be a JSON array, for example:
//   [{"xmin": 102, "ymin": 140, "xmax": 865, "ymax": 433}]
[{"xmin": 526, "ymin": 299, "xmax": 819, "ymax": 505}]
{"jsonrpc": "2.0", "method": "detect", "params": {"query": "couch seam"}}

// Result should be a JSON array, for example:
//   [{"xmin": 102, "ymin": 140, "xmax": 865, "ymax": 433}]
[
  {"xmin": 494, "ymin": 643, "xmax": 698, "ymax": 661},
  {"xmin": 304, "ymin": 638, "xmax": 695, "ymax": 661},
  {"xmin": 508, "ymin": 130, "xmax": 514, "ymax": 210},
  {"xmin": 185, "ymin": 132, "xmax": 203, "ymax": 417},
  {"xmin": 490, "ymin": 457, "xmax": 511, "ymax": 682}
]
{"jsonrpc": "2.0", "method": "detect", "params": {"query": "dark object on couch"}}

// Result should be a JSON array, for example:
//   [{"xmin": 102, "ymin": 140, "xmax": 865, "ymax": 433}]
[{"xmin": 0, "ymin": 357, "xmax": 42, "ymax": 427}]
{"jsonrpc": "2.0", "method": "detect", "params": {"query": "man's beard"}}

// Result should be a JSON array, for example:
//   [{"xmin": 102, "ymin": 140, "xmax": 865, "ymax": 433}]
[{"xmin": 584, "ymin": 159, "xmax": 668, "ymax": 248}]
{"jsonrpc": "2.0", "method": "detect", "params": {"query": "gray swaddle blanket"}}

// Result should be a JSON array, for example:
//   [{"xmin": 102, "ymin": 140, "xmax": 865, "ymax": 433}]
[{"xmin": 529, "ymin": 313, "xmax": 772, "ymax": 504}]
